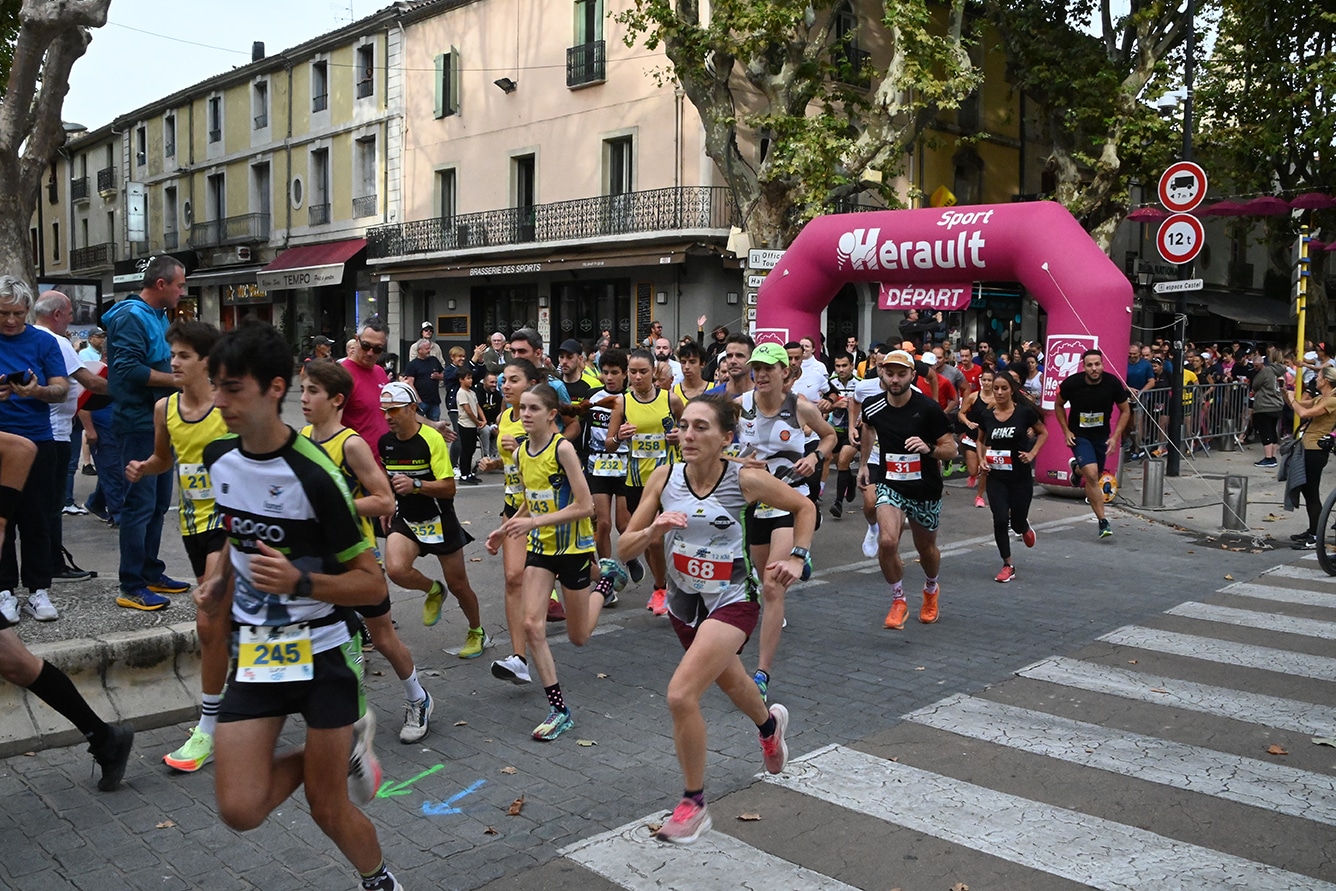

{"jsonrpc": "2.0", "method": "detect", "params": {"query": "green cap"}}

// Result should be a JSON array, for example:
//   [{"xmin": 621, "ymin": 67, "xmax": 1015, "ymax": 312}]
[{"xmin": 748, "ymin": 343, "xmax": 790, "ymax": 367}]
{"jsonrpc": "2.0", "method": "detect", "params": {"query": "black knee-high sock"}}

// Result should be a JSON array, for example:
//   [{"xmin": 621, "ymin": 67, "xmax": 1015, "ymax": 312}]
[
  {"xmin": 27, "ymin": 661, "xmax": 109, "ymax": 743},
  {"xmin": 838, "ymin": 469, "xmax": 854, "ymax": 502}
]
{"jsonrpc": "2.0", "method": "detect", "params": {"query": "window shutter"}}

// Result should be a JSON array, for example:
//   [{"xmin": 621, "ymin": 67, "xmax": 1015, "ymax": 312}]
[
  {"xmin": 448, "ymin": 47, "xmax": 461, "ymax": 115},
  {"xmin": 434, "ymin": 53, "xmax": 446, "ymax": 118}
]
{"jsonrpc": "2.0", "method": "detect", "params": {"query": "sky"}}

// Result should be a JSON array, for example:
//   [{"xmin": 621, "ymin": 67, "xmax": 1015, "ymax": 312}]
[{"xmin": 63, "ymin": 0, "xmax": 359, "ymax": 130}]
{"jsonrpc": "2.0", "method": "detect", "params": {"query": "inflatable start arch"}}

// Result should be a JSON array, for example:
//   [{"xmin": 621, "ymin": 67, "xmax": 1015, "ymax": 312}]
[{"xmin": 754, "ymin": 201, "xmax": 1133, "ymax": 488}]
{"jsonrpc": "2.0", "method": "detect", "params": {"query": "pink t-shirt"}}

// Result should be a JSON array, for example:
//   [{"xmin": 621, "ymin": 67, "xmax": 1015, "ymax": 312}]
[{"xmin": 339, "ymin": 358, "xmax": 391, "ymax": 453}]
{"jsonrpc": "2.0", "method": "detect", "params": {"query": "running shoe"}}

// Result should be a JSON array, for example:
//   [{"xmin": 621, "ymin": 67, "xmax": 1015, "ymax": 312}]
[
  {"xmin": 862, "ymin": 524, "xmax": 879, "ymax": 558},
  {"xmin": 1098, "ymin": 519, "xmax": 1112, "ymax": 538},
  {"xmin": 147, "ymin": 575, "xmax": 191, "ymax": 595},
  {"xmin": 348, "ymin": 710, "xmax": 382, "ymax": 804},
  {"xmin": 752, "ymin": 669, "xmax": 769, "ymax": 703},
  {"xmin": 361, "ymin": 870, "xmax": 403, "ymax": 891},
  {"xmin": 422, "ymin": 580, "xmax": 444, "ymax": 626},
  {"xmin": 759, "ymin": 703, "xmax": 789, "ymax": 774},
  {"xmin": 994, "ymin": 565, "xmax": 1016, "ymax": 584},
  {"xmin": 399, "ymin": 693, "xmax": 433, "ymax": 744},
  {"xmin": 974, "ymin": 494, "xmax": 985, "ymax": 508},
  {"xmin": 883, "ymin": 598, "xmax": 908, "ymax": 630},
  {"xmin": 966, "ymin": 474, "xmax": 977, "ymax": 488},
  {"xmin": 52, "ymin": 566, "xmax": 93, "ymax": 581},
  {"xmin": 597, "ymin": 557, "xmax": 630, "ymax": 594},
  {"xmin": 62, "ymin": 502, "xmax": 88, "ymax": 515},
  {"xmin": 655, "ymin": 798, "xmax": 712, "ymax": 844},
  {"xmin": 82, "ymin": 463, "xmax": 97, "ymax": 476},
  {"xmin": 1294, "ymin": 533, "xmax": 1317, "ymax": 550},
  {"xmin": 532, "ymin": 708, "xmax": 574, "ymax": 741},
  {"xmin": 647, "ymin": 587, "xmax": 668, "ymax": 616},
  {"xmin": 1254, "ymin": 457, "xmax": 1277, "ymax": 468},
  {"xmin": 547, "ymin": 590, "xmax": 566, "ymax": 622},
  {"xmin": 116, "ymin": 587, "xmax": 170, "ymax": 611},
  {"xmin": 1022, "ymin": 526, "xmax": 1037, "ymax": 548},
  {"xmin": 0, "ymin": 590, "xmax": 17, "ymax": 624},
  {"xmin": 830, "ymin": 499, "xmax": 843, "ymax": 519},
  {"xmin": 459, "ymin": 626, "xmax": 491, "ymax": 659},
  {"xmin": 163, "ymin": 726, "xmax": 213, "ymax": 771},
  {"xmin": 23, "ymin": 589, "xmax": 58, "ymax": 621},
  {"xmin": 90, "ymin": 721, "xmax": 135, "ymax": 791},
  {"xmin": 491, "ymin": 654, "xmax": 531, "ymax": 684},
  {"xmin": 919, "ymin": 587, "xmax": 939, "ymax": 624},
  {"xmin": 626, "ymin": 557, "xmax": 646, "ymax": 584}
]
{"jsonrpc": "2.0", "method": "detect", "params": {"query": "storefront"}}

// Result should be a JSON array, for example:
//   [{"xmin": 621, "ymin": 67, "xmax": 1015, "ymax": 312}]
[
  {"xmin": 257, "ymin": 238, "xmax": 369, "ymax": 354},
  {"xmin": 110, "ymin": 251, "xmax": 201, "ymax": 323}
]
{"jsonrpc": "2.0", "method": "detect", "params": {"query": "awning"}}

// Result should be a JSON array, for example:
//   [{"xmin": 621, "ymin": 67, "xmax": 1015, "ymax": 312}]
[
  {"xmin": 1203, "ymin": 291, "xmax": 1294, "ymax": 330},
  {"xmin": 258, "ymin": 238, "xmax": 366, "ymax": 291},
  {"xmin": 187, "ymin": 265, "xmax": 262, "ymax": 287},
  {"xmin": 383, "ymin": 244, "xmax": 692, "ymax": 281}
]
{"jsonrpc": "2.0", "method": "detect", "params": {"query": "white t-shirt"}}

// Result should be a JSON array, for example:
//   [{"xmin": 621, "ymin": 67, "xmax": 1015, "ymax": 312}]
[
  {"xmin": 456, "ymin": 386, "xmax": 480, "ymax": 428},
  {"xmin": 792, "ymin": 360, "xmax": 830, "ymax": 404},
  {"xmin": 36, "ymin": 323, "xmax": 83, "ymax": 442}
]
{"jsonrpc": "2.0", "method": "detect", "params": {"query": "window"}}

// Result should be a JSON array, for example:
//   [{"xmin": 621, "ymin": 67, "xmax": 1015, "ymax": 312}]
[
  {"xmin": 568, "ymin": 0, "xmax": 605, "ymax": 86},
  {"xmin": 207, "ymin": 96, "xmax": 222, "ymax": 143},
  {"xmin": 309, "ymin": 148, "xmax": 330, "ymax": 224},
  {"xmin": 832, "ymin": 2, "xmax": 869, "ymax": 88},
  {"xmin": 253, "ymin": 80, "xmax": 269, "ymax": 129},
  {"xmin": 434, "ymin": 49, "xmax": 460, "ymax": 118},
  {"xmin": 437, "ymin": 168, "xmax": 456, "ymax": 220},
  {"xmin": 164, "ymin": 113, "xmax": 176, "ymax": 157},
  {"xmin": 606, "ymin": 137, "xmax": 632, "ymax": 195},
  {"xmin": 513, "ymin": 154, "xmax": 536, "ymax": 242},
  {"xmin": 251, "ymin": 162, "xmax": 271, "ymax": 218},
  {"xmin": 135, "ymin": 125, "xmax": 146, "ymax": 167},
  {"xmin": 356, "ymin": 44, "xmax": 375, "ymax": 99},
  {"xmin": 354, "ymin": 137, "xmax": 377, "ymax": 217},
  {"xmin": 575, "ymin": 0, "xmax": 603, "ymax": 43},
  {"xmin": 164, "ymin": 185, "xmax": 178, "ymax": 248},
  {"xmin": 80, "ymin": 218, "xmax": 88, "ymax": 249},
  {"xmin": 206, "ymin": 172, "xmax": 226, "ymax": 220},
  {"xmin": 106, "ymin": 210, "xmax": 115, "ymax": 244},
  {"xmin": 312, "ymin": 60, "xmax": 329, "ymax": 112},
  {"xmin": 52, "ymin": 221, "xmax": 59, "ymax": 261}
]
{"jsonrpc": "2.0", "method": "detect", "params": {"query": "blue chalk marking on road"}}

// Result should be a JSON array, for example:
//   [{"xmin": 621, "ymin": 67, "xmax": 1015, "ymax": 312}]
[{"xmin": 421, "ymin": 778, "xmax": 487, "ymax": 815}]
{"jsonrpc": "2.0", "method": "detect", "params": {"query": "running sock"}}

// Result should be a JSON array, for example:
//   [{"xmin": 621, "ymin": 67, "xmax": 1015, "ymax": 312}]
[
  {"xmin": 360, "ymin": 862, "xmax": 393, "ymax": 890},
  {"xmin": 924, "ymin": 575, "xmax": 939, "ymax": 594},
  {"xmin": 544, "ymin": 683, "xmax": 566, "ymax": 713},
  {"xmin": 198, "ymin": 692, "xmax": 222, "ymax": 737},
  {"xmin": 27, "ymin": 661, "xmax": 108, "ymax": 743},
  {"xmin": 890, "ymin": 581, "xmax": 905, "ymax": 601},
  {"xmin": 402, "ymin": 668, "xmax": 426, "ymax": 704},
  {"xmin": 838, "ymin": 469, "xmax": 854, "ymax": 502},
  {"xmin": 684, "ymin": 788, "xmax": 706, "ymax": 808},
  {"xmin": 757, "ymin": 714, "xmax": 777, "ymax": 738}
]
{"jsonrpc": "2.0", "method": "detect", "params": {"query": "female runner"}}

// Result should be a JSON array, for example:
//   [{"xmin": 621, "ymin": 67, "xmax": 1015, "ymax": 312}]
[
  {"xmin": 957, "ymin": 368, "xmax": 995, "ymax": 508},
  {"xmin": 976, "ymin": 370, "xmax": 1047, "ymax": 583},
  {"xmin": 619, "ymin": 394, "xmax": 813, "ymax": 844},
  {"xmin": 485, "ymin": 384, "xmax": 605, "ymax": 740}
]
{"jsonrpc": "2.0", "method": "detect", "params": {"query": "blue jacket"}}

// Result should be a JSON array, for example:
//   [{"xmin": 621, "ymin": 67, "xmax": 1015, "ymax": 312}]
[{"xmin": 103, "ymin": 296, "xmax": 172, "ymax": 432}]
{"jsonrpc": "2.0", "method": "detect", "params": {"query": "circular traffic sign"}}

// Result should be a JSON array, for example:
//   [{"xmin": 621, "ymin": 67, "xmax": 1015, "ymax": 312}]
[
  {"xmin": 1156, "ymin": 212, "xmax": 1205, "ymax": 265},
  {"xmin": 1158, "ymin": 161, "xmax": 1208, "ymax": 213}
]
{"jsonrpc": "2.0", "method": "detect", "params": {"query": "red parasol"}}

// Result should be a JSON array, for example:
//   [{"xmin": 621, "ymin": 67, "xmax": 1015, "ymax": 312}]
[
  {"xmin": 1126, "ymin": 206, "xmax": 1170, "ymax": 222},
  {"xmin": 1290, "ymin": 192, "xmax": 1336, "ymax": 210},
  {"xmin": 1236, "ymin": 196, "xmax": 1291, "ymax": 215},
  {"xmin": 1197, "ymin": 200, "xmax": 1248, "ymax": 217}
]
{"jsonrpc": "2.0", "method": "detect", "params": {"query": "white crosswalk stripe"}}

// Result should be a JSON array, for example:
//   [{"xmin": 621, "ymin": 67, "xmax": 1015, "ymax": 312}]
[
  {"xmin": 1099, "ymin": 625, "xmax": 1336, "ymax": 679},
  {"xmin": 1219, "ymin": 580, "xmax": 1336, "ymax": 608},
  {"xmin": 1260, "ymin": 562, "xmax": 1334, "ymax": 583},
  {"xmin": 1166, "ymin": 600, "xmax": 1336, "ymax": 639}
]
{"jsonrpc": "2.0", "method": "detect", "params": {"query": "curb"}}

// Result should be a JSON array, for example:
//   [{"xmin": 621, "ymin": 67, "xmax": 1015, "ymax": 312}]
[{"xmin": 0, "ymin": 621, "xmax": 200, "ymax": 758}]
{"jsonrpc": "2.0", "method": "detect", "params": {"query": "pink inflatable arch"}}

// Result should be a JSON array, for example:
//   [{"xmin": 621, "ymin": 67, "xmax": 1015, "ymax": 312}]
[{"xmin": 755, "ymin": 201, "xmax": 1133, "ymax": 489}]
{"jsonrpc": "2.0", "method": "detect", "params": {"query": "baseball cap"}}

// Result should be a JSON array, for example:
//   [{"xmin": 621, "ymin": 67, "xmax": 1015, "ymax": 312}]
[
  {"xmin": 380, "ymin": 381, "xmax": 419, "ymax": 408},
  {"xmin": 313, "ymin": 335, "xmax": 332, "ymax": 347},
  {"xmin": 558, "ymin": 338, "xmax": 583, "ymax": 355},
  {"xmin": 421, "ymin": 320, "xmax": 434, "ymax": 330},
  {"xmin": 920, "ymin": 352, "xmax": 938, "ymax": 367},
  {"xmin": 900, "ymin": 341, "xmax": 916, "ymax": 351},
  {"xmin": 882, "ymin": 349, "xmax": 916, "ymax": 368},
  {"xmin": 88, "ymin": 326, "xmax": 105, "ymax": 336},
  {"xmin": 748, "ymin": 343, "xmax": 789, "ymax": 367}
]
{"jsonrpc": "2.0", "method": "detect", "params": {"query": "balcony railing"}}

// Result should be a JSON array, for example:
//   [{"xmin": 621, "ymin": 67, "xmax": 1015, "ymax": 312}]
[
  {"xmin": 71, "ymin": 176, "xmax": 89, "ymax": 202},
  {"xmin": 164, "ymin": 231, "xmax": 179, "ymax": 250},
  {"xmin": 164, "ymin": 141, "xmax": 176, "ymax": 157},
  {"xmin": 352, "ymin": 194, "xmax": 377, "ymax": 218},
  {"xmin": 70, "ymin": 242, "xmax": 116, "ymax": 270},
  {"xmin": 254, "ymin": 112, "xmax": 268, "ymax": 129},
  {"xmin": 208, "ymin": 129, "xmax": 221, "ymax": 143},
  {"xmin": 834, "ymin": 45, "xmax": 871, "ymax": 87},
  {"xmin": 368, "ymin": 186, "xmax": 740, "ymax": 260},
  {"xmin": 312, "ymin": 93, "xmax": 328, "ymax": 112},
  {"xmin": 309, "ymin": 203, "xmax": 331, "ymax": 226},
  {"xmin": 96, "ymin": 167, "xmax": 116, "ymax": 193},
  {"xmin": 567, "ymin": 40, "xmax": 606, "ymax": 87},
  {"xmin": 188, "ymin": 213, "xmax": 271, "ymax": 248},
  {"xmin": 356, "ymin": 78, "xmax": 374, "ymax": 99}
]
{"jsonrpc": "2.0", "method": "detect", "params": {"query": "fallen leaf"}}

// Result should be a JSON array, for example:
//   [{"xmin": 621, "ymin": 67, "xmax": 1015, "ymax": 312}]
[
  {"xmin": 736, "ymin": 812, "xmax": 762, "ymax": 822},
  {"xmin": 1267, "ymin": 744, "xmax": 1288, "ymax": 756},
  {"xmin": 1224, "ymin": 574, "xmax": 1234, "ymax": 581},
  {"xmin": 155, "ymin": 820, "xmax": 176, "ymax": 829},
  {"xmin": 890, "ymin": 756, "xmax": 899, "ymax": 762},
  {"xmin": 1313, "ymin": 737, "xmax": 1336, "ymax": 747},
  {"xmin": 1150, "ymin": 688, "xmax": 1169, "ymax": 694},
  {"xmin": 1127, "ymin": 659, "xmax": 1138, "ymax": 664},
  {"xmin": 470, "ymin": 557, "xmax": 483, "ymax": 563},
  {"xmin": 507, "ymin": 795, "xmax": 525, "ymax": 816},
  {"xmin": 646, "ymin": 821, "xmax": 664, "ymax": 833},
  {"xmin": 484, "ymin": 826, "xmax": 498, "ymax": 836},
  {"xmin": 576, "ymin": 739, "xmax": 598, "ymax": 747},
  {"xmin": 500, "ymin": 766, "xmax": 518, "ymax": 775},
  {"xmin": 462, "ymin": 520, "xmax": 472, "ymax": 525},
  {"xmin": 951, "ymin": 884, "xmax": 970, "ymax": 891},
  {"xmin": 454, "ymin": 720, "xmax": 467, "ymax": 726},
  {"xmin": 1186, "ymin": 550, "xmax": 1194, "ymax": 554},
  {"xmin": 371, "ymin": 670, "xmax": 383, "ymax": 676},
  {"xmin": 597, "ymin": 673, "xmax": 609, "ymax": 679},
  {"xmin": 914, "ymin": 666, "xmax": 926, "ymax": 671},
  {"xmin": 22, "ymin": 751, "xmax": 34, "ymax": 756}
]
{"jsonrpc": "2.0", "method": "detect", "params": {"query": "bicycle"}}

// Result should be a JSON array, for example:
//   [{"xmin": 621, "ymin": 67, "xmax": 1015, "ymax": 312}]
[{"xmin": 1317, "ymin": 485, "xmax": 1336, "ymax": 576}]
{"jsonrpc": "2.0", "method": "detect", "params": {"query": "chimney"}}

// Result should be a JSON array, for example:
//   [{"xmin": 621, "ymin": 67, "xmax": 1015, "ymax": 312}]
[{"xmin": 252, "ymin": 41, "xmax": 265, "ymax": 62}]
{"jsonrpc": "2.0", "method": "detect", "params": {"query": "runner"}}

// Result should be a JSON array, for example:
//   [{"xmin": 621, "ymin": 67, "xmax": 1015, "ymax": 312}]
[
  {"xmin": 736, "ymin": 343, "xmax": 835, "ymax": 700},
  {"xmin": 975, "ymin": 370, "xmax": 1047, "ymax": 583},
  {"xmin": 199, "ymin": 322, "xmax": 399, "ymax": 891},
  {"xmin": 858, "ymin": 350, "xmax": 956, "ymax": 630},
  {"xmin": 706, "ymin": 333, "xmax": 756, "ymax": 398},
  {"xmin": 671, "ymin": 341, "xmax": 710, "ymax": 403},
  {"xmin": 825, "ymin": 353, "xmax": 861, "ymax": 519},
  {"xmin": 1053, "ymin": 349, "xmax": 1131, "ymax": 538},
  {"xmin": 484, "ymin": 384, "xmax": 610, "ymax": 741},
  {"xmin": 957, "ymin": 368, "xmax": 996, "ymax": 509},
  {"xmin": 123, "ymin": 321, "xmax": 228, "ymax": 772},
  {"xmin": 848, "ymin": 342, "xmax": 888, "ymax": 557},
  {"xmin": 583, "ymin": 349, "xmax": 631, "ymax": 567},
  {"xmin": 300, "ymin": 360, "xmax": 438, "ymax": 744},
  {"xmin": 378, "ymin": 381, "xmax": 490, "ymax": 658},
  {"xmin": 607, "ymin": 348, "xmax": 685, "ymax": 614}
]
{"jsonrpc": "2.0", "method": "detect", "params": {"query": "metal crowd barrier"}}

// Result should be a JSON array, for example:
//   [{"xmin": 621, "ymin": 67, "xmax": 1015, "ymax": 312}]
[{"xmin": 1128, "ymin": 381, "xmax": 1253, "ymax": 456}]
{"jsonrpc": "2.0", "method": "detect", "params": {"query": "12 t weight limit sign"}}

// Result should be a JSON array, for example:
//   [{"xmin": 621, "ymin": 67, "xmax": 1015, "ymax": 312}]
[{"xmin": 1156, "ymin": 213, "xmax": 1204, "ymax": 265}]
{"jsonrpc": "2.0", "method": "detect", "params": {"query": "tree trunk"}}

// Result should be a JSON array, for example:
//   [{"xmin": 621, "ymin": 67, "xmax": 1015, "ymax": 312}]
[{"xmin": 0, "ymin": 189, "xmax": 35, "ymax": 286}]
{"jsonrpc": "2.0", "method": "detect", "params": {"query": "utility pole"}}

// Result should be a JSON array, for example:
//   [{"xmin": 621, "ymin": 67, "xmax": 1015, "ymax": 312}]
[{"xmin": 1166, "ymin": 0, "xmax": 1195, "ymax": 477}]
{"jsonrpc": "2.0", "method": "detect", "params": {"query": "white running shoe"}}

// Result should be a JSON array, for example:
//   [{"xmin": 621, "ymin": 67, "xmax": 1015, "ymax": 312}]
[
  {"xmin": 490, "ymin": 653, "xmax": 532, "ymax": 684},
  {"xmin": 861, "ymin": 524, "xmax": 879, "ymax": 558},
  {"xmin": 24, "ymin": 589, "xmax": 58, "ymax": 621},
  {"xmin": 0, "ymin": 590, "xmax": 18, "ymax": 624}
]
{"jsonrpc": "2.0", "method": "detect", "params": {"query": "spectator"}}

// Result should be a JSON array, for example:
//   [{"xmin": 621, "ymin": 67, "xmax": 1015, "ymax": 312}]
[
  {"xmin": 641, "ymin": 319, "xmax": 664, "ymax": 348},
  {"xmin": 103, "ymin": 256, "xmax": 188, "ymax": 611},
  {"xmin": 557, "ymin": 339, "xmax": 596, "ymax": 403},
  {"xmin": 652, "ymin": 337, "xmax": 683, "ymax": 384},
  {"xmin": 79, "ymin": 327, "xmax": 105, "ymax": 361},
  {"xmin": 473, "ymin": 331, "xmax": 510, "ymax": 376},
  {"xmin": 345, "ymin": 337, "xmax": 358, "ymax": 359},
  {"xmin": 443, "ymin": 346, "xmax": 467, "ymax": 440},
  {"xmin": 1251, "ymin": 347, "xmax": 1284, "ymax": 468},
  {"xmin": 477, "ymin": 371, "xmax": 502, "ymax": 460},
  {"xmin": 305, "ymin": 335, "xmax": 333, "ymax": 362},
  {"xmin": 1285, "ymin": 366, "xmax": 1336, "ymax": 548},
  {"xmin": 704, "ymin": 323, "xmax": 729, "ymax": 374},
  {"xmin": 418, "ymin": 320, "xmax": 446, "ymax": 365},
  {"xmin": 454, "ymin": 366, "xmax": 482, "ymax": 484},
  {"xmin": 338, "ymin": 317, "xmax": 393, "ymax": 455},
  {"xmin": 844, "ymin": 335, "xmax": 867, "ymax": 370},
  {"xmin": 509, "ymin": 328, "xmax": 570, "ymax": 403},
  {"xmin": 401, "ymin": 339, "xmax": 444, "ymax": 421}
]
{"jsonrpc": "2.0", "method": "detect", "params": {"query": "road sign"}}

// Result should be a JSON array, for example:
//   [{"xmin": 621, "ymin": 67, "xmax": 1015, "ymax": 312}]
[
  {"xmin": 1152, "ymin": 278, "xmax": 1203, "ymax": 294},
  {"xmin": 747, "ymin": 274, "xmax": 766, "ymax": 289},
  {"xmin": 748, "ymin": 249, "xmax": 785, "ymax": 270},
  {"xmin": 1156, "ymin": 213, "xmax": 1205, "ymax": 265},
  {"xmin": 1158, "ymin": 162, "xmax": 1208, "ymax": 213},
  {"xmin": 745, "ymin": 291, "xmax": 758, "ymax": 306}
]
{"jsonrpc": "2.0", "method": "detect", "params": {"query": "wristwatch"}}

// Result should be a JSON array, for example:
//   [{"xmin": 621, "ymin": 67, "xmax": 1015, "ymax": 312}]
[
  {"xmin": 294, "ymin": 571, "xmax": 313, "ymax": 599},
  {"xmin": 412, "ymin": 478, "xmax": 422, "ymax": 490},
  {"xmin": 789, "ymin": 546, "xmax": 810, "ymax": 561},
  {"xmin": 814, "ymin": 449, "xmax": 825, "ymax": 462}
]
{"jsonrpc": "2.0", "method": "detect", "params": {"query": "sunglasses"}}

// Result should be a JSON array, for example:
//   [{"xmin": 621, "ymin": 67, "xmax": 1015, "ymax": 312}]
[{"xmin": 359, "ymin": 340, "xmax": 385, "ymax": 354}]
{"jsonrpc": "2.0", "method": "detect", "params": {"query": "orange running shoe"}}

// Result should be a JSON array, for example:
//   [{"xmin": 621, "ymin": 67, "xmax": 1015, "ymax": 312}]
[
  {"xmin": 920, "ymin": 587, "xmax": 939, "ymax": 624},
  {"xmin": 883, "ymin": 598, "xmax": 908, "ymax": 629},
  {"xmin": 648, "ymin": 587, "xmax": 668, "ymax": 616}
]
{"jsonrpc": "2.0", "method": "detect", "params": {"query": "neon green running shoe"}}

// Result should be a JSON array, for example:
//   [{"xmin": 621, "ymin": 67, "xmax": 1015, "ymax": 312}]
[
  {"xmin": 423, "ymin": 581, "xmax": 444, "ymax": 626},
  {"xmin": 459, "ymin": 626, "xmax": 491, "ymax": 659},
  {"xmin": 162, "ymin": 725, "xmax": 214, "ymax": 772}
]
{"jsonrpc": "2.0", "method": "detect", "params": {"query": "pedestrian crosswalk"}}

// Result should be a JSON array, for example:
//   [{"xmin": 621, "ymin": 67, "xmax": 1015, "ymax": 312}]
[{"xmin": 557, "ymin": 556, "xmax": 1336, "ymax": 889}]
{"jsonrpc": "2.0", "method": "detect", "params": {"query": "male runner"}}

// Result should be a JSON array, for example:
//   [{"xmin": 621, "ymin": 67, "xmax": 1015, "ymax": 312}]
[
  {"xmin": 1053, "ymin": 349, "xmax": 1131, "ymax": 538},
  {"xmin": 857, "ymin": 350, "xmax": 955, "ymax": 630},
  {"xmin": 825, "ymin": 353, "xmax": 861, "ymax": 518}
]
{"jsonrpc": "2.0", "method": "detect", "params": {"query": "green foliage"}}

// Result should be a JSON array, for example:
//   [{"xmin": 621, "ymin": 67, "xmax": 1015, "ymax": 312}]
[{"xmin": 0, "ymin": 0, "xmax": 20, "ymax": 90}]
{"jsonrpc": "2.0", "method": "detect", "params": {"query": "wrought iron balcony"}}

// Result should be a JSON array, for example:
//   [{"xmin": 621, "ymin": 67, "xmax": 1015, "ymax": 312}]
[
  {"xmin": 834, "ymin": 44, "xmax": 871, "ymax": 88},
  {"xmin": 254, "ymin": 112, "xmax": 268, "ymax": 129},
  {"xmin": 208, "ymin": 129, "xmax": 221, "ymax": 143},
  {"xmin": 567, "ymin": 40, "xmax": 606, "ymax": 87},
  {"xmin": 312, "ymin": 93, "xmax": 328, "ymax": 112},
  {"xmin": 71, "ymin": 176, "xmax": 89, "ymax": 202},
  {"xmin": 352, "ymin": 194, "xmax": 377, "ymax": 218},
  {"xmin": 367, "ymin": 186, "xmax": 741, "ymax": 260},
  {"xmin": 96, "ymin": 167, "xmax": 116, "ymax": 193},
  {"xmin": 309, "ymin": 203, "xmax": 331, "ymax": 226},
  {"xmin": 70, "ymin": 242, "xmax": 116, "ymax": 270},
  {"xmin": 188, "ymin": 213, "xmax": 271, "ymax": 248},
  {"xmin": 164, "ymin": 141, "xmax": 176, "ymax": 157},
  {"xmin": 163, "ymin": 231, "xmax": 179, "ymax": 250},
  {"xmin": 356, "ymin": 78, "xmax": 374, "ymax": 99}
]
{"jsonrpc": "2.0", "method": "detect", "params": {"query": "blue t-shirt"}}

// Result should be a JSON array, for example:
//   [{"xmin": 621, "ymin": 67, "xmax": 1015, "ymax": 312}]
[
  {"xmin": 0, "ymin": 325, "xmax": 66, "ymax": 441},
  {"xmin": 1126, "ymin": 358, "xmax": 1155, "ymax": 390}
]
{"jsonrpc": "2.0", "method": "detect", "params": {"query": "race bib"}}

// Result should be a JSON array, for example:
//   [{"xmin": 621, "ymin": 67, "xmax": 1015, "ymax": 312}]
[
  {"xmin": 669, "ymin": 539, "xmax": 735, "ymax": 594},
  {"xmin": 754, "ymin": 501, "xmax": 789, "ymax": 520},
  {"xmin": 178, "ymin": 462, "xmax": 213, "ymax": 500},
  {"xmin": 591, "ymin": 455, "xmax": 627, "ymax": 478},
  {"xmin": 1079, "ymin": 411, "xmax": 1105, "ymax": 428},
  {"xmin": 631, "ymin": 433, "xmax": 667, "ymax": 459},
  {"xmin": 884, "ymin": 452, "xmax": 922, "ymax": 481},
  {"xmin": 504, "ymin": 462, "xmax": 523, "ymax": 496},
  {"xmin": 407, "ymin": 516, "xmax": 445, "ymax": 543},
  {"xmin": 985, "ymin": 449, "xmax": 1013, "ymax": 471},
  {"xmin": 526, "ymin": 487, "xmax": 556, "ymax": 515},
  {"xmin": 236, "ymin": 623, "xmax": 313, "ymax": 683}
]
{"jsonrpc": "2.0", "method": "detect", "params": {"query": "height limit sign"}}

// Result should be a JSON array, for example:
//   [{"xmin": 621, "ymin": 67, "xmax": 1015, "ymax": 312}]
[{"xmin": 1156, "ymin": 213, "xmax": 1204, "ymax": 265}]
